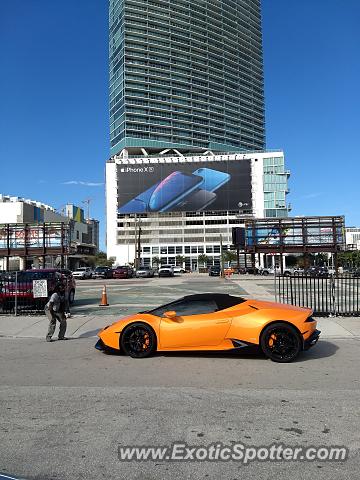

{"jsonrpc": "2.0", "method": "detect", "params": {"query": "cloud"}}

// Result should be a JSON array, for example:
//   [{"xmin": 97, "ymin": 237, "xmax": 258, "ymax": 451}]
[
  {"xmin": 300, "ymin": 192, "xmax": 323, "ymax": 200},
  {"xmin": 62, "ymin": 180, "xmax": 104, "ymax": 187}
]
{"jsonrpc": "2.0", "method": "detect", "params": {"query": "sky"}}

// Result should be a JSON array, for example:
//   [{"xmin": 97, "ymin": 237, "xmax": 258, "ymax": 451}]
[{"xmin": 0, "ymin": 0, "xmax": 359, "ymax": 251}]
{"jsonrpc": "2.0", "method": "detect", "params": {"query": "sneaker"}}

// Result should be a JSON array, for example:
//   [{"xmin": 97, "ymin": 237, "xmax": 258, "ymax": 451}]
[
  {"xmin": 58, "ymin": 337, "xmax": 68, "ymax": 340},
  {"xmin": 46, "ymin": 336, "xmax": 52, "ymax": 342}
]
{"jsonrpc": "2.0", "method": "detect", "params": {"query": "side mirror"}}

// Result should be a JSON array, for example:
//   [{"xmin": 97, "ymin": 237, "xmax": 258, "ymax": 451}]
[{"xmin": 164, "ymin": 310, "xmax": 177, "ymax": 319}]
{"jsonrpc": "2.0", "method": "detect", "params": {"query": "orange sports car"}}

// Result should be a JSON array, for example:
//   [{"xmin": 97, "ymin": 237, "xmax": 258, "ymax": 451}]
[{"xmin": 95, "ymin": 293, "xmax": 320, "ymax": 362}]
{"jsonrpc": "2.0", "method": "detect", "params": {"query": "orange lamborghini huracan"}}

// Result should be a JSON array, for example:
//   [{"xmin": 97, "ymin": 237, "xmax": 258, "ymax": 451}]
[{"xmin": 95, "ymin": 293, "xmax": 320, "ymax": 363}]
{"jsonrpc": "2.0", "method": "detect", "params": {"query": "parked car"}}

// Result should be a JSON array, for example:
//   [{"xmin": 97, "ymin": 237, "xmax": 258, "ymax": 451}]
[
  {"xmin": 96, "ymin": 293, "xmax": 320, "ymax": 363},
  {"xmin": 158, "ymin": 264, "xmax": 174, "ymax": 277},
  {"xmin": 112, "ymin": 266, "xmax": 134, "ymax": 279},
  {"xmin": 304, "ymin": 266, "xmax": 330, "ymax": 277},
  {"xmin": 135, "ymin": 266, "xmax": 155, "ymax": 278},
  {"xmin": 72, "ymin": 267, "xmax": 93, "ymax": 279},
  {"xmin": 293, "ymin": 268, "xmax": 305, "ymax": 275},
  {"xmin": 240, "ymin": 267, "xmax": 259, "ymax": 275},
  {"xmin": 259, "ymin": 267, "xmax": 293, "ymax": 276},
  {"xmin": 209, "ymin": 266, "xmax": 221, "ymax": 276},
  {"xmin": 92, "ymin": 266, "xmax": 113, "ymax": 279},
  {"xmin": 173, "ymin": 266, "xmax": 185, "ymax": 274},
  {"xmin": 0, "ymin": 269, "xmax": 76, "ymax": 311}
]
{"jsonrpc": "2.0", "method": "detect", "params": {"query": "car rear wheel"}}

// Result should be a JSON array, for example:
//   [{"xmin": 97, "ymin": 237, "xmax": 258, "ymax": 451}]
[
  {"xmin": 120, "ymin": 322, "xmax": 157, "ymax": 358},
  {"xmin": 260, "ymin": 322, "xmax": 302, "ymax": 363}
]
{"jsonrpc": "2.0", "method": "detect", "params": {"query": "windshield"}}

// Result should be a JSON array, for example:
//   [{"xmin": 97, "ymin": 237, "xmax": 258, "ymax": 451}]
[{"xmin": 145, "ymin": 294, "xmax": 245, "ymax": 316}]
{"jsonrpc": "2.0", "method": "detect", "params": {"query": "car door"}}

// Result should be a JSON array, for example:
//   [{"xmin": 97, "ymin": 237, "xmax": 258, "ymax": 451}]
[{"xmin": 159, "ymin": 299, "xmax": 232, "ymax": 348}]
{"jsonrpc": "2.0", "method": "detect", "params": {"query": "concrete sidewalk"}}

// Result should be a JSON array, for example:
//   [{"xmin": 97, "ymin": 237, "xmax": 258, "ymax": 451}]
[{"xmin": 0, "ymin": 312, "xmax": 359, "ymax": 340}]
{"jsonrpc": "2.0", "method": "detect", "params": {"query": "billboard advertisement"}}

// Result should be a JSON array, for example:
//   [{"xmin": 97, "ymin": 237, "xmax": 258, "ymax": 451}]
[{"xmin": 117, "ymin": 159, "xmax": 252, "ymax": 214}]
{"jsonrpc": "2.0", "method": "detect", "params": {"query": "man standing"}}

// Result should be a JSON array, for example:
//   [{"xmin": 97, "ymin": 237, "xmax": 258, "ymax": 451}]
[{"xmin": 45, "ymin": 284, "xmax": 68, "ymax": 342}]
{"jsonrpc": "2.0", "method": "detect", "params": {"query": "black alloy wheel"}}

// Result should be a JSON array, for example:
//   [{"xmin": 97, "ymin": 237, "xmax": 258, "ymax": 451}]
[
  {"xmin": 120, "ymin": 322, "xmax": 157, "ymax": 358},
  {"xmin": 260, "ymin": 322, "xmax": 302, "ymax": 363}
]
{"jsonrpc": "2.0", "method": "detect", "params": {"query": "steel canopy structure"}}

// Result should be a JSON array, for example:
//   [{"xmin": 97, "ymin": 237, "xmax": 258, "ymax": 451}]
[
  {"xmin": 243, "ymin": 216, "xmax": 345, "ymax": 254},
  {"xmin": 0, "ymin": 223, "xmax": 71, "ymax": 269}
]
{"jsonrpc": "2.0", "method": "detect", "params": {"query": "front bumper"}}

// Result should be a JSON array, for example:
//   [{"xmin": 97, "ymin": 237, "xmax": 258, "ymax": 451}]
[
  {"xmin": 95, "ymin": 339, "xmax": 105, "ymax": 350},
  {"xmin": 303, "ymin": 329, "xmax": 321, "ymax": 350}
]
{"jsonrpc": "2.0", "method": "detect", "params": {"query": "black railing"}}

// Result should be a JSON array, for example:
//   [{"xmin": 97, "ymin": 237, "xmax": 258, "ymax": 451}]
[
  {"xmin": 0, "ymin": 272, "xmax": 71, "ymax": 315},
  {"xmin": 0, "ymin": 273, "xmax": 47, "ymax": 315},
  {"xmin": 275, "ymin": 274, "xmax": 360, "ymax": 316}
]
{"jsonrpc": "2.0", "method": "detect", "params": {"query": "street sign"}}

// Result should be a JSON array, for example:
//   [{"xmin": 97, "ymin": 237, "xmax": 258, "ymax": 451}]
[{"xmin": 33, "ymin": 279, "xmax": 48, "ymax": 298}]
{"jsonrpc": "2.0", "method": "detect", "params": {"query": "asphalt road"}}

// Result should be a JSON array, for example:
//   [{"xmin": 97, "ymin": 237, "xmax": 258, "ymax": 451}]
[{"xmin": 0, "ymin": 335, "xmax": 359, "ymax": 480}]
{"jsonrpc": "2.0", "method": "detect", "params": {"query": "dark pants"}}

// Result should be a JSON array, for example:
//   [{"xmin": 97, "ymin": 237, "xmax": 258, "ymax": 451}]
[{"xmin": 45, "ymin": 308, "xmax": 67, "ymax": 339}]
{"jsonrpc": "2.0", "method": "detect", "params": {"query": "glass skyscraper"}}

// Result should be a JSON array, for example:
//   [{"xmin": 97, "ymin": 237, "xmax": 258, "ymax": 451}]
[{"xmin": 109, "ymin": 0, "xmax": 265, "ymax": 156}]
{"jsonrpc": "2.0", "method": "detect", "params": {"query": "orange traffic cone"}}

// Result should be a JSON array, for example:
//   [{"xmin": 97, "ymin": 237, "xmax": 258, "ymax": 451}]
[{"xmin": 99, "ymin": 285, "xmax": 109, "ymax": 307}]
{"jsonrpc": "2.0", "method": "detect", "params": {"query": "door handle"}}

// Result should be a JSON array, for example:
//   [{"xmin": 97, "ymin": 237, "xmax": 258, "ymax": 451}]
[{"xmin": 216, "ymin": 320, "xmax": 229, "ymax": 324}]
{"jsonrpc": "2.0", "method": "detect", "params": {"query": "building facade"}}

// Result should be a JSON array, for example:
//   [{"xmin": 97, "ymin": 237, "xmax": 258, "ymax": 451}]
[
  {"xmin": 106, "ymin": 150, "xmax": 290, "ymax": 268},
  {"xmin": 345, "ymin": 227, "xmax": 360, "ymax": 250},
  {"xmin": 109, "ymin": 0, "xmax": 265, "ymax": 155}
]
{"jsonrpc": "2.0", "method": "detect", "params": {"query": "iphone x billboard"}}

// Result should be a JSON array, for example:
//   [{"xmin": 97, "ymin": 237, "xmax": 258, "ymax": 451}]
[{"xmin": 117, "ymin": 159, "xmax": 252, "ymax": 214}]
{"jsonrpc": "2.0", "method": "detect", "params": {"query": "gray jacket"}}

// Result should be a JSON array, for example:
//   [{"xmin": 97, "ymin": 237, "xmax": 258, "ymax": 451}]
[{"xmin": 45, "ymin": 292, "xmax": 61, "ymax": 312}]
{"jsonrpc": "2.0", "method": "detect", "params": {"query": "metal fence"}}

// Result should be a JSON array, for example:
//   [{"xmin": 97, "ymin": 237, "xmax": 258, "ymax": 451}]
[
  {"xmin": 0, "ymin": 273, "xmax": 49, "ymax": 315},
  {"xmin": 275, "ymin": 274, "xmax": 360, "ymax": 316}
]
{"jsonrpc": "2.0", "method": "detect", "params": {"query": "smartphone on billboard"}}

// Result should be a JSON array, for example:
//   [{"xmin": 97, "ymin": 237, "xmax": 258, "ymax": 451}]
[
  {"xmin": 149, "ymin": 171, "xmax": 203, "ymax": 212},
  {"xmin": 192, "ymin": 167, "xmax": 231, "ymax": 192},
  {"xmin": 118, "ymin": 182, "xmax": 160, "ymax": 214},
  {"xmin": 173, "ymin": 189, "xmax": 217, "ymax": 211}
]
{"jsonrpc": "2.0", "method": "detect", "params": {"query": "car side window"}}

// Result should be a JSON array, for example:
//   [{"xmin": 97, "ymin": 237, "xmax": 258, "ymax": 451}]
[{"xmin": 154, "ymin": 299, "xmax": 218, "ymax": 317}]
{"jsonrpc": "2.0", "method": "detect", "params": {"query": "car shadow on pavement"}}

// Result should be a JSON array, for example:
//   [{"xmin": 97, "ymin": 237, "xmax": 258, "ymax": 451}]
[
  {"xmin": 154, "ymin": 340, "xmax": 339, "ymax": 362},
  {"xmin": 155, "ymin": 348, "xmax": 266, "ymax": 361},
  {"xmin": 89, "ymin": 338, "xmax": 339, "ymax": 362},
  {"xmin": 78, "ymin": 329, "xmax": 101, "ymax": 338},
  {"xmin": 294, "ymin": 340, "xmax": 339, "ymax": 362}
]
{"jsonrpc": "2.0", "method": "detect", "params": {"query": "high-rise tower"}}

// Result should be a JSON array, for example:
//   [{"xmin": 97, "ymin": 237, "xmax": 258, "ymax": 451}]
[{"xmin": 109, "ymin": 0, "xmax": 265, "ymax": 156}]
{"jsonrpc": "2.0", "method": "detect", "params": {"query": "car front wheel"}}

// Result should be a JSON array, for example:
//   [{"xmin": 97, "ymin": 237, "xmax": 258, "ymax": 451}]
[
  {"xmin": 260, "ymin": 322, "xmax": 302, "ymax": 363},
  {"xmin": 120, "ymin": 322, "xmax": 157, "ymax": 358}
]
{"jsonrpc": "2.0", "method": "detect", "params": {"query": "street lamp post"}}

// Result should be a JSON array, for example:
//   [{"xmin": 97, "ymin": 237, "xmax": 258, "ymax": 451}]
[
  {"xmin": 235, "ymin": 202, "xmax": 250, "ymax": 272},
  {"xmin": 133, "ymin": 214, "xmax": 142, "ymax": 269},
  {"xmin": 220, "ymin": 233, "xmax": 225, "ymax": 278}
]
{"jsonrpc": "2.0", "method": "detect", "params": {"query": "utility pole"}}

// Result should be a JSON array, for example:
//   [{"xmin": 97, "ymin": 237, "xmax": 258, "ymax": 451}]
[
  {"xmin": 133, "ymin": 214, "xmax": 142, "ymax": 269},
  {"xmin": 137, "ymin": 226, "xmax": 142, "ymax": 268},
  {"xmin": 134, "ymin": 214, "xmax": 138, "ymax": 267},
  {"xmin": 220, "ymin": 234, "xmax": 225, "ymax": 278}
]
